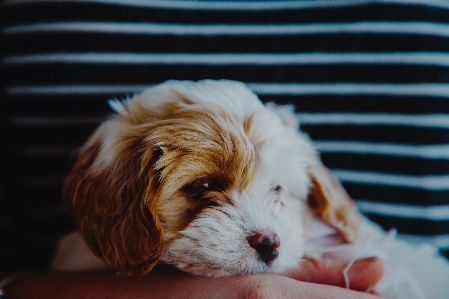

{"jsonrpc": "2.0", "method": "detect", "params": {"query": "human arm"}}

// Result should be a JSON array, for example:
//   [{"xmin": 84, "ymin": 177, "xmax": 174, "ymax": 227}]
[{"xmin": 4, "ymin": 257, "xmax": 383, "ymax": 299}]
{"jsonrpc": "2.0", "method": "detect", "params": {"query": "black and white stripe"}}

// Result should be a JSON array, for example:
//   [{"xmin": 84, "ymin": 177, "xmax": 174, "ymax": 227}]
[{"xmin": 1, "ymin": 0, "xmax": 449, "ymax": 271}]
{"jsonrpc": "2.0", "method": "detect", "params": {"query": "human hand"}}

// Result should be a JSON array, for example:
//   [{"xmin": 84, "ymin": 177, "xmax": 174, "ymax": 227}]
[
  {"xmin": 238, "ymin": 256, "xmax": 384, "ymax": 299},
  {"xmin": 7, "ymin": 256, "xmax": 383, "ymax": 299},
  {"xmin": 286, "ymin": 256, "xmax": 384, "ymax": 291}
]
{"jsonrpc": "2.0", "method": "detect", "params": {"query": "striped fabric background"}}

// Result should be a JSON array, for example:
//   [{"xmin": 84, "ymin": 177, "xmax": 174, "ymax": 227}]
[{"xmin": 1, "ymin": 0, "xmax": 449, "ymax": 271}]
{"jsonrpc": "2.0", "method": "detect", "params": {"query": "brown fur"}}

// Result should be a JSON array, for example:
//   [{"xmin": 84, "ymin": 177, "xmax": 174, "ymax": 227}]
[
  {"xmin": 64, "ymin": 99, "xmax": 256, "ymax": 275},
  {"xmin": 64, "ymin": 81, "xmax": 359, "ymax": 276},
  {"xmin": 308, "ymin": 164, "xmax": 360, "ymax": 242}
]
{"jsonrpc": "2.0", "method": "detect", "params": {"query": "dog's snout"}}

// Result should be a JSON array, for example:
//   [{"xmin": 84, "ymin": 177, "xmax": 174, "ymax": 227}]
[{"xmin": 247, "ymin": 232, "xmax": 280, "ymax": 266}]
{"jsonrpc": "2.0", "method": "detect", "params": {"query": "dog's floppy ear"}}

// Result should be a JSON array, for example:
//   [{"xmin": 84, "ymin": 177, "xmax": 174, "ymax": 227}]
[
  {"xmin": 64, "ymin": 124, "xmax": 165, "ymax": 276},
  {"xmin": 308, "ymin": 163, "xmax": 360, "ymax": 242}
]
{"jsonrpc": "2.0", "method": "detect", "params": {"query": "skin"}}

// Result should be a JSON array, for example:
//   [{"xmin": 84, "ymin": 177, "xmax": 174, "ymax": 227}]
[{"xmin": 5, "ymin": 256, "xmax": 384, "ymax": 299}]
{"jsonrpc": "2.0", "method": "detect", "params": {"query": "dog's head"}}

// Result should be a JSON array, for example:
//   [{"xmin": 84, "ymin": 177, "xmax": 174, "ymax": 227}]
[{"xmin": 64, "ymin": 80, "xmax": 359, "ymax": 276}]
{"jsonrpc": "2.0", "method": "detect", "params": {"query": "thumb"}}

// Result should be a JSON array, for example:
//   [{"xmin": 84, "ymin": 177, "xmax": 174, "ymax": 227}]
[{"xmin": 285, "ymin": 256, "xmax": 384, "ymax": 292}]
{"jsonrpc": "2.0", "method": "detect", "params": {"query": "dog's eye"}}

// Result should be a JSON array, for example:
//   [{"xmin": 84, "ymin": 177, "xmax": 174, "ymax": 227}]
[
  {"xmin": 185, "ymin": 181, "xmax": 208, "ymax": 197},
  {"xmin": 270, "ymin": 185, "xmax": 282, "ymax": 194},
  {"xmin": 185, "ymin": 179, "xmax": 223, "ymax": 198}
]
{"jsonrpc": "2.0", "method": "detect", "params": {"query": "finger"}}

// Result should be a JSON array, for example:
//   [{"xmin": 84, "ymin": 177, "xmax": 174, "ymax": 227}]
[
  {"xmin": 346, "ymin": 257, "xmax": 384, "ymax": 291},
  {"xmin": 285, "ymin": 256, "xmax": 384, "ymax": 291},
  {"xmin": 290, "ymin": 281, "xmax": 387, "ymax": 299}
]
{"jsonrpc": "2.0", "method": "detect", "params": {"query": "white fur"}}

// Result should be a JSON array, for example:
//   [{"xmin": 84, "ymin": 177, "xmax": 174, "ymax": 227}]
[
  {"xmin": 161, "ymin": 167, "xmax": 309, "ymax": 276},
  {"xmin": 52, "ymin": 80, "xmax": 449, "ymax": 299}
]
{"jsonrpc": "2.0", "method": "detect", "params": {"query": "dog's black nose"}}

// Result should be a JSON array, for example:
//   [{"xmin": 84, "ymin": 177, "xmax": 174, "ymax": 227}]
[{"xmin": 247, "ymin": 232, "xmax": 280, "ymax": 266}]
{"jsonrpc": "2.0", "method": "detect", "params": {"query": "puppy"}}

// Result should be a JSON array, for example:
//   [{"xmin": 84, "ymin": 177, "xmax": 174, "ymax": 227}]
[{"xmin": 52, "ymin": 80, "xmax": 449, "ymax": 298}]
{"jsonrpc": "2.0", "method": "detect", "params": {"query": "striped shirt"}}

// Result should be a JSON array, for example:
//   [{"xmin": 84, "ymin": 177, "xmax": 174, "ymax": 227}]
[{"xmin": 1, "ymin": 0, "xmax": 449, "ymax": 271}]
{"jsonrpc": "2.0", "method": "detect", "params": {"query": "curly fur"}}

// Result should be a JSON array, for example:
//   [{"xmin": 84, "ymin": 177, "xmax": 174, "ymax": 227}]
[{"xmin": 56, "ymin": 80, "xmax": 449, "ymax": 298}]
